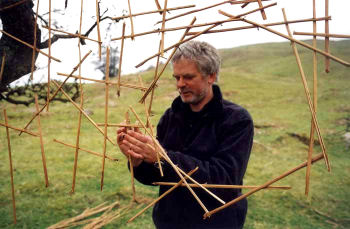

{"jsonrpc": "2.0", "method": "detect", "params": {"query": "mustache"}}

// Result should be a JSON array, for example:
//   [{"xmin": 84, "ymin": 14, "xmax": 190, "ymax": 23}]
[{"xmin": 179, "ymin": 88, "xmax": 191, "ymax": 94}]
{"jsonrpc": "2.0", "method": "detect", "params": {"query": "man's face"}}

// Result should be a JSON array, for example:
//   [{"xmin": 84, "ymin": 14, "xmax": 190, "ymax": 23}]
[{"xmin": 172, "ymin": 57, "xmax": 215, "ymax": 111}]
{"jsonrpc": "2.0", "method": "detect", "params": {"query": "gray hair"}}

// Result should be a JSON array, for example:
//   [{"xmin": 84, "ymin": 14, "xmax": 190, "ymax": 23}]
[{"xmin": 171, "ymin": 41, "xmax": 221, "ymax": 79}]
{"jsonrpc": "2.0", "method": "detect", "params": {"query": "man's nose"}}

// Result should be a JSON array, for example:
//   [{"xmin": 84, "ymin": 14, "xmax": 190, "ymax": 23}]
[{"xmin": 177, "ymin": 77, "xmax": 185, "ymax": 88}]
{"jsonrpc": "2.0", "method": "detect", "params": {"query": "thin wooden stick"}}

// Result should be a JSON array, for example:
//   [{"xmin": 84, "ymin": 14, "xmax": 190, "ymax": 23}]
[
  {"xmin": 117, "ymin": 23, "xmax": 126, "ymax": 96},
  {"xmin": 0, "ymin": 30, "xmax": 61, "ymax": 62},
  {"xmin": 56, "ymin": 73, "xmax": 147, "ymax": 91},
  {"xmin": 235, "ymin": 17, "xmax": 350, "ymax": 67},
  {"xmin": 95, "ymin": 0, "xmax": 102, "ymax": 59},
  {"xmin": 185, "ymin": 17, "xmax": 330, "ymax": 36},
  {"xmin": 136, "ymin": 17, "xmax": 221, "ymax": 68},
  {"xmin": 101, "ymin": 47, "xmax": 111, "ymax": 191},
  {"xmin": 305, "ymin": 0, "xmax": 318, "ymax": 196},
  {"xmin": 282, "ymin": 8, "xmax": 330, "ymax": 171},
  {"xmin": 19, "ymin": 50, "xmax": 91, "ymax": 136},
  {"xmin": 3, "ymin": 109, "xmax": 17, "ymax": 225},
  {"xmin": 293, "ymin": 32, "xmax": 350, "ymax": 39},
  {"xmin": 112, "ymin": 5, "xmax": 195, "ymax": 20},
  {"xmin": 128, "ymin": 167, "xmax": 199, "ymax": 223},
  {"xmin": 71, "ymin": 0, "xmax": 85, "ymax": 194},
  {"xmin": 153, "ymin": 182, "xmax": 291, "ymax": 190},
  {"xmin": 46, "ymin": 0, "xmax": 52, "ymax": 112},
  {"xmin": 256, "ymin": 0, "xmax": 267, "ymax": 20},
  {"xmin": 0, "ymin": 52, "xmax": 5, "ymax": 82},
  {"xmin": 53, "ymin": 139, "xmax": 118, "ymax": 161},
  {"xmin": 325, "ymin": 0, "xmax": 330, "ymax": 73},
  {"xmin": 241, "ymin": 2, "xmax": 249, "ymax": 8},
  {"xmin": 154, "ymin": 0, "xmax": 270, "ymax": 25},
  {"xmin": 42, "ymin": 26, "xmax": 101, "ymax": 43},
  {"xmin": 160, "ymin": 0, "xmax": 168, "ymax": 57},
  {"xmin": 204, "ymin": 153, "xmax": 325, "ymax": 218},
  {"xmin": 127, "ymin": 0, "xmax": 135, "ymax": 40},
  {"xmin": 34, "ymin": 95, "xmax": 49, "ymax": 187},
  {"xmin": 218, "ymin": 2, "xmax": 276, "ymax": 19},
  {"xmin": 154, "ymin": 0, "xmax": 162, "ymax": 11},
  {"xmin": 113, "ymin": 17, "xmax": 247, "ymax": 41},
  {"xmin": 113, "ymin": 16, "xmax": 329, "ymax": 41},
  {"xmin": 0, "ymin": 123, "xmax": 39, "ymax": 137},
  {"xmin": 51, "ymin": 80, "xmax": 115, "ymax": 145},
  {"xmin": 0, "ymin": 0, "xmax": 29, "ymax": 11},
  {"xmin": 96, "ymin": 123, "xmax": 143, "ymax": 128},
  {"xmin": 30, "ymin": 0, "xmax": 40, "ymax": 80},
  {"xmin": 147, "ymin": 41, "xmax": 162, "ymax": 116},
  {"xmin": 125, "ymin": 111, "xmax": 136, "ymax": 202}
]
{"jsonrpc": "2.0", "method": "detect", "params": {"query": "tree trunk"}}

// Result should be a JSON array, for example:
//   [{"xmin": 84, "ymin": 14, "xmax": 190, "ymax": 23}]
[{"xmin": 0, "ymin": 0, "xmax": 41, "ymax": 91}]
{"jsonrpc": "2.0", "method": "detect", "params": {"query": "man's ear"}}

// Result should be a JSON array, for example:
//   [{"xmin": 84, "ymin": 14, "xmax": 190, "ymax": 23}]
[{"xmin": 208, "ymin": 73, "xmax": 217, "ymax": 85}]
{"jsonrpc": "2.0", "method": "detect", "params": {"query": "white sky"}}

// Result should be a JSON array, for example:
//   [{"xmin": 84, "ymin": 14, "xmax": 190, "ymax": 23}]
[{"xmin": 7, "ymin": 0, "xmax": 350, "ymax": 85}]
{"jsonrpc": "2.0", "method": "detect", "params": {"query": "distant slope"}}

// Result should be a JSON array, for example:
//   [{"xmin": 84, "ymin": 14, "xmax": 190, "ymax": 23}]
[{"xmin": 219, "ymin": 39, "xmax": 350, "ymax": 78}]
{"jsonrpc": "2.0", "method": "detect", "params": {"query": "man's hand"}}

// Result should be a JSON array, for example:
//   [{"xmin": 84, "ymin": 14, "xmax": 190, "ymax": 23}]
[
  {"xmin": 117, "ymin": 125, "xmax": 158, "ymax": 167},
  {"xmin": 117, "ymin": 125, "xmax": 143, "ymax": 167},
  {"xmin": 123, "ymin": 130, "xmax": 158, "ymax": 164}
]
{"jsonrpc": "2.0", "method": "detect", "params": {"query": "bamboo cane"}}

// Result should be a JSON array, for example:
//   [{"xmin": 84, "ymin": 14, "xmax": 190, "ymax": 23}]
[
  {"xmin": 147, "ymin": 41, "xmax": 162, "ymax": 116},
  {"xmin": 111, "ymin": 5, "xmax": 195, "ymax": 20},
  {"xmin": 34, "ymin": 95, "xmax": 49, "ymax": 187},
  {"xmin": 256, "ymin": 0, "xmax": 267, "ymax": 19},
  {"xmin": 30, "ymin": 0, "xmax": 40, "ymax": 80},
  {"xmin": 0, "ymin": 123, "xmax": 39, "ymax": 137},
  {"xmin": 127, "ymin": 0, "xmax": 135, "ymax": 40},
  {"xmin": 218, "ymin": 2, "xmax": 276, "ymax": 19},
  {"xmin": 113, "ymin": 17, "xmax": 329, "ymax": 41},
  {"xmin": 71, "ymin": 0, "xmax": 85, "ymax": 195},
  {"xmin": 128, "ymin": 167, "xmax": 199, "ymax": 223},
  {"xmin": 186, "ymin": 16, "xmax": 330, "ymax": 36},
  {"xmin": 53, "ymin": 139, "xmax": 118, "ymax": 161},
  {"xmin": 305, "ymin": 0, "xmax": 318, "ymax": 196},
  {"xmin": 160, "ymin": 0, "xmax": 168, "ymax": 57},
  {"xmin": 0, "ymin": 53, "xmax": 5, "ymax": 82},
  {"xmin": 96, "ymin": 123, "xmax": 143, "ymax": 128},
  {"xmin": 293, "ymin": 32, "xmax": 350, "ymax": 39},
  {"xmin": 138, "ymin": 17, "xmax": 197, "ymax": 103},
  {"xmin": 51, "ymin": 80, "xmax": 115, "ymax": 145},
  {"xmin": 0, "ymin": 0, "xmax": 29, "ymax": 11},
  {"xmin": 234, "ymin": 17, "xmax": 350, "ymax": 67},
  {"xmin": 125, "ymin": 111, "xmax": 136, "ymax": 202},
  {"xmin": 154, "ymin": 0, "xmax": 161, "ymax": 11},
  {"xmin": 117, "ymin": 23, "xmax": 126, "ymax": 96},
  {"xmin": 153, "ymin": 182, "xmax": 291, "ymax": 190},
  {"xmin": 0, "ymin": 30, "xmax": 61, "ymax": 62},
  {"xmin": 56, "ymin": 73, "xmax": 147, "ymax": 91},
  {"xmin": 281, "ymin": 8, "xmax": 330, "ymax": 171},
  {"xmin": 204, "ymin": 153, "xmax": 325, "ymax": 218},
  {"xmin": 46, "ymin": 0, "xmax": 52, "ymax": 112},
  {"xmin": 101, "ymin": 47, "xmax": 111, "ymax": 191},
  {"xmin": 19, "ymin": 50, "xmax": 91, "ymax": 136},
  {"xmin": 95, "ymin": 0, "xmax": 102, "ymax": 59},
  {"xmin": 325, "ymin": 0, "xmax": 330, "ymax": 73},
  {"xmin": 3, "ymin": 109, "xmax": 17, "ymax": 224},
  {"xmin": 154, "ymin": 0, "xmax": 270, "ymax": 25},
  {"xmin": 42, "ymin": 26, "xmax": 101, "ymax": 43}
]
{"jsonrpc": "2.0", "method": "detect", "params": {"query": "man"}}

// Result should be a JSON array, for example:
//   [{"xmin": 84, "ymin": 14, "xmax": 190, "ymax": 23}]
[{"xmin": 117, "ymin": 41, "xmax": 254, "ymax": 228}]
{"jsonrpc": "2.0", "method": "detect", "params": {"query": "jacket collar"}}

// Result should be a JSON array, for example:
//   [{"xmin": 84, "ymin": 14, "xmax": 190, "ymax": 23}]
[{"xmin": 171, "ymin": 84, "xmax": 224, "ymax": 117}]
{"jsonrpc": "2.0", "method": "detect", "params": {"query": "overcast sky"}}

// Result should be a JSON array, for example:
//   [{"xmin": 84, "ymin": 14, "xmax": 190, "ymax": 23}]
[{"xmin": 8, "ymin": 0, "xmax": 350, "ymax": 85}]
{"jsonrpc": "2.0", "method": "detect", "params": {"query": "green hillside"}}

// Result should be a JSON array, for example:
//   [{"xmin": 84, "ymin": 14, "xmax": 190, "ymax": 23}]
[{"xmin": 0, "ymin": 40, "xmax": 349, "ymax": 228}]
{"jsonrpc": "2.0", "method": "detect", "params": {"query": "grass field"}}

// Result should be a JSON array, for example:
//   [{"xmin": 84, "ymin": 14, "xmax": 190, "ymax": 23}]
[{"xmin": 1, "ymin": 40, "xmax": 350, "ymax": 228}]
